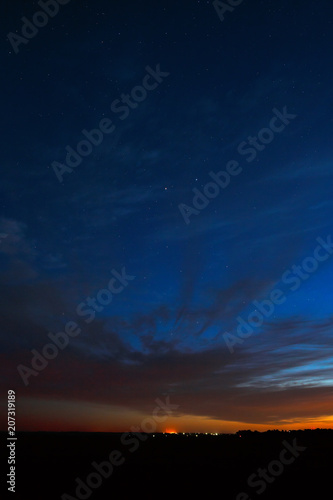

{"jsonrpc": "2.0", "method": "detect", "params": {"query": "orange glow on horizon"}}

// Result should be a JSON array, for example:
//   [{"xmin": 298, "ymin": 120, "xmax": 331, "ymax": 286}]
[{"xmin": 9, "ymin": 397, "xmax": 333, "ymax": 434}]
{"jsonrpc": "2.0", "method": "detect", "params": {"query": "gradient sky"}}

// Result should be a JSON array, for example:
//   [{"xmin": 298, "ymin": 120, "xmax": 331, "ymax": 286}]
[{"xmin": 1, "ymin": 0, "xmax": 333, "ymax": 433}]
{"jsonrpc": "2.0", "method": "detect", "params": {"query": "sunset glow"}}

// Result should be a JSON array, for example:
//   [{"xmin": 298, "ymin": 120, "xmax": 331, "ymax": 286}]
[{"xmin": 2, "ymin": 0, "xmax": 333, "ymax": 439}]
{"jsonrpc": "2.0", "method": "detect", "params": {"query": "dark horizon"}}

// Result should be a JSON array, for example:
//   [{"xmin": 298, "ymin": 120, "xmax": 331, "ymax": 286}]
[
  {"xmin": 11, "ymin": 427, "xmax": 333, "ymax": 499},
  {"xmin": 2, "ymin": 427, "xmax": 333, "ymax": 436}
]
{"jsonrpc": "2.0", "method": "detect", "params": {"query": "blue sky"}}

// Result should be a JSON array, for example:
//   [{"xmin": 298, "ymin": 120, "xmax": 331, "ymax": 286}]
[{"xmin": 1, "ymin": 0, "xmax": 333, "ymax": 432}]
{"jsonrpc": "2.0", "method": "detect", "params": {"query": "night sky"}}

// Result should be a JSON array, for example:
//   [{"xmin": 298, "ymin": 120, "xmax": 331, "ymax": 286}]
[{"xmin": 1, "ymin": 0, "xmax": 333, "ymax": 433}]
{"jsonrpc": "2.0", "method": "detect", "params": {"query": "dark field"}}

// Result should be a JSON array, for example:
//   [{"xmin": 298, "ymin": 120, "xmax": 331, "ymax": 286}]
[{"xmin": 3, "ymin": 429, "xmax": 332, "ymax": 499}]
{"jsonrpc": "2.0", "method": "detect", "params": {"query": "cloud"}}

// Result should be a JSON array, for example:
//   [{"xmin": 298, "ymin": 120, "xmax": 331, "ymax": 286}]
[
  {"xmin": 3, "ymin": 271, "xmax": 332, "ymax": 427},
  {"xmin": 4, "ymin": 321, "xmax": 332, "ymax": 427},
  {"xmin": 0, "ymin": 218, "xmax": 35, "ymax": 257}
]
